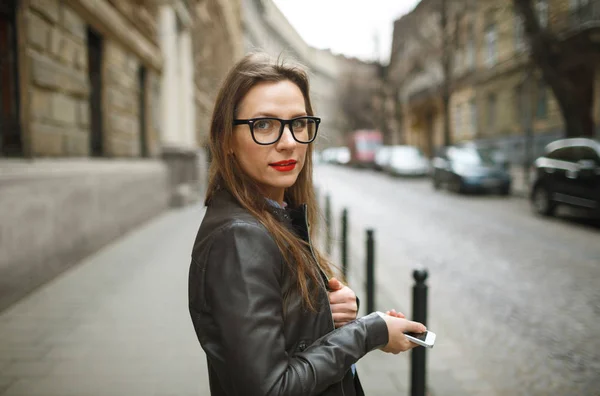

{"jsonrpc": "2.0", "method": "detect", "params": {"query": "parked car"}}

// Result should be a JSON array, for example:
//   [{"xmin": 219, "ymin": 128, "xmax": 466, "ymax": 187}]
[
  {"xmin": 321, "ymin": 146, "xmax": 350, "ymax": 165},
  {"xmin": 530, "ymin": 137, "xmax": 600, "ymax": 216},
  {"xmin": 432, "ymin": 145, "xmax": 512, "ymax": 195},
  {"xmin": 384, "ymin": 145, "xmax": 430, "ymax": 177},
  {"xmin": 374, "ymin": 146, "xmax": 392, "ymax": 171}
]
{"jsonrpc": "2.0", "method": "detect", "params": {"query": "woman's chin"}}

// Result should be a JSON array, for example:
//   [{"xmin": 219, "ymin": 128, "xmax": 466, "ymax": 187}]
[{"xmin": 268, "ymin": 174, "xmax": 299, "ymax": 189}]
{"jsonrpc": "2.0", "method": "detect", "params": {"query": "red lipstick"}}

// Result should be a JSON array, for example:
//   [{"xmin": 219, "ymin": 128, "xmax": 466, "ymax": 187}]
[{"xmin": 269, "ymin": 160, "xmax": 297, "ymax": 172}]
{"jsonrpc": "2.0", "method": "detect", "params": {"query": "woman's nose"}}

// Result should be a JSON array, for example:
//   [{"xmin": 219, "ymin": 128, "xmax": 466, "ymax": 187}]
[{"xmin": 277, "ymin": 125, "xmax": 297, "ymax": 148}]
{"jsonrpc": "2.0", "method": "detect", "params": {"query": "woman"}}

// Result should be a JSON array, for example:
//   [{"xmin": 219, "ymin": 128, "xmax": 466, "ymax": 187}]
[{"xmin": 188, "ymin": 53, "xmax": 426, "ymax": 396}]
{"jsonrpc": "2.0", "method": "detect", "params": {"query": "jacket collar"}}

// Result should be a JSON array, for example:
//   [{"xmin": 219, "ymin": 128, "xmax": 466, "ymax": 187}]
[{"xmin": 211, "ymin": 188, "xmax": 308, "ymax": 237}]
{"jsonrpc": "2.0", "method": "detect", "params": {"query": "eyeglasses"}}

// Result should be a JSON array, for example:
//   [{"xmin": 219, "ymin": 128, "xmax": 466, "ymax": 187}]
[{"xmin": 233, "ymin": 116, "xmax": 321, "ymax": 145}]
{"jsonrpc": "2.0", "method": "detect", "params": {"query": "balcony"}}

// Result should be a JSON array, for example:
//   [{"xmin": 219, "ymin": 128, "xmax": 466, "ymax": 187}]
[{"xmin": 554, "ymin": 2, "xmax": 600, "ymax": 38}]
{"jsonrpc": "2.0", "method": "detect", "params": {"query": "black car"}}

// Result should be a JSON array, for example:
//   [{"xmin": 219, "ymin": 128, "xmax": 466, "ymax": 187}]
[
  {"xmin": 530, "ymin": 138, "xmax": 600, "ymax": 216},
  {"xmin": 432, "ymin": 145, "xmax": 512, "ymax": 195}
]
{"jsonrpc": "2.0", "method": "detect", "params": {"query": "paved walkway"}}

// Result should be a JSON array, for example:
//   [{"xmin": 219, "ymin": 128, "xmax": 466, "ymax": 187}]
[{"xmin": 0, "ymin": 202, "xmax": 483, "ymax": 396}]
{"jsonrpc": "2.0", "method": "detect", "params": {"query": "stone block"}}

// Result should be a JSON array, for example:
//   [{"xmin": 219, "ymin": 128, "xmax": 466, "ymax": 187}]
[
  {"xmin": 106, "ymin": 67, "xmax": 136, "ymax": 91},
  {"xmin": 108, "ymin": 87, "xmax": 136, "ymax": 113},
  {"xmin": 30, "ymin": 52, "xmax": 89, "ymax": 97},
  {"xmin": 108, "ymin": 113, "xmax": 137, "ymax": 136},
  {"xmin": 77, "ymin": 100, "xmax": 90, "ymax": 126},
  {"xmin": 29, "ymin": 88, "xmax": 52, "ymax": 122},
  {"xmin": 49, "ymin": 27, "xmax": 63, "ymax": 58},
  {"xmin": 30, "ymin": 122, "xmax": 64, "ymax": 156},
  {"xmin": 75, "ymin": 46, "xmax": 88, "ymax": 71},
  {"xmin": 109, "ymin": 137, "xmax": 139, "ymax": 157},
  {"xmin": 126, "ymin": 54, "xmax": 139, "ymax": 74},
  {"xmin": 27, "ymin": 11, "xmax": 52, "ymax": 51},
  {"xmin": 29, "ymin": 0, "xmax": 59, "ymax": 23},
  {"xmin": 58, "ymin": 35, "xmax": 80, "ymax": 67},
  {"xmin": 64, "ymin": 132, "xmax": 90, "ymax": 156},
  {"xmin": 60, "ymin": 5, "xmax": 86, "ymax": 40},
  {"xmin": 105, "ymin": 41, "xmax": 126, "ymax": 68},
  {"xmin": 50, "ymin": 93, "xmax": 77, "ymax": 125}
]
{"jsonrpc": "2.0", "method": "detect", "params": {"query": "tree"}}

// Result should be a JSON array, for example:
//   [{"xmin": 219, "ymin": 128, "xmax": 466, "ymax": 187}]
[
  {"xmin": 388, "ymin": 0, "xmax": 474, "ymax": 151},
  {"xmin": 337, "ymin": 60, "xmax": 380, "ymax": 137},
  {"xmin": 513, "ymin": 0, "xmax": 595, "ymax": 137}
]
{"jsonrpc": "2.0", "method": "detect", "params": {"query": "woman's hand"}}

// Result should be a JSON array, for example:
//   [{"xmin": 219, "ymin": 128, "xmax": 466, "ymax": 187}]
[
  {"xmin": 327, "ymin": 278, "xmax": 358, "ymax": 328},
  {"xmin": 384, "ymin": 309, "xmax": 405, "ymax": 319},
  {"xmin": 379, "ymin": 313, "xmax": 426, "ymax": 354}
]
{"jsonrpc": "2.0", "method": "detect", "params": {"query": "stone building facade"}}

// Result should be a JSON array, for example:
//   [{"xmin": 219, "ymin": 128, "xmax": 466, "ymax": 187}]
[
  {"xmin": 193, "ymin": 0, "xmax": 243, "ymax": 147},
  {"xmin": 0, "ymin": 0, "xmax": 243, "ymax": 311},
  {"xmin": 388, "ymin": 0, "xmax": 600, "ymax": 162}
]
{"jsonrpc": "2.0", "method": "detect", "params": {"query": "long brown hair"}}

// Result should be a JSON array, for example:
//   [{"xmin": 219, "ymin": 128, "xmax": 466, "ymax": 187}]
[{"xmin": 205, "ymin": 53, "xmax": 334, "ymax": 310}]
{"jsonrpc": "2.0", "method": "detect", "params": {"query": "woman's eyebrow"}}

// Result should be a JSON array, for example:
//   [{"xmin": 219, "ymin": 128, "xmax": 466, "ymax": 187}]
[{"xmin": 250, "ymin": 112, "xmax": 308, "ymax": 118}]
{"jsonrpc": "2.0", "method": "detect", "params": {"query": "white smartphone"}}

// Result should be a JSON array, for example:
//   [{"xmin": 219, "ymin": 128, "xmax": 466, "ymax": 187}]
[{"xmin": 404, "ymin": 331, "xmax": 436, "ymax": 348}]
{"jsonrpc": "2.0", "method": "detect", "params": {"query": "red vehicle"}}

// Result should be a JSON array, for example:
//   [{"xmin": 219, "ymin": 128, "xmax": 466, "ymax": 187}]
[{"xmin": 348, "ymin": 130, "xmax": 383, "ymax": 167}]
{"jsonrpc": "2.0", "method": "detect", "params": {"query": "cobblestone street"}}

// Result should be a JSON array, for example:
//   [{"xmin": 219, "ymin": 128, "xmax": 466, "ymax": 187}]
[{"xmin": 316, "ymin": 164, "xmax": 600, "ymax": 396}]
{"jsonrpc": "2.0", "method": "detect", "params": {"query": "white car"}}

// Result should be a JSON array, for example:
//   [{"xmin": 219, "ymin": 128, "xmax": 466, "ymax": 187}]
[
  {"xmin": 320, "ymin": 147, "xmax": 350, "ymax": 165},
  {"xmin": 374, "ymin": 146, "xmax": 392, "ymax": 170},
  {"xmin": 384, "ymin": 145, "xmax": 430, "ymax": 176}
]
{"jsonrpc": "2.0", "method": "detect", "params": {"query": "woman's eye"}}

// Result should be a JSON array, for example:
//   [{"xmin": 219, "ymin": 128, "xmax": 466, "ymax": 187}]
[
  {"xmin": 292, "ymin": 119, "xmax": 307, "ymax": 129},
  {"xmin": 255, "ymin": 120, "xmax": 272, "ymax": 130}
]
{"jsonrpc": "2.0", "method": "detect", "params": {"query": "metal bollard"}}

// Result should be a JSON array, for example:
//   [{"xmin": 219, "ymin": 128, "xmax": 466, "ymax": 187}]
[
  {"xmin": 410, "ymin": 269, "xmax": 429, "ymax": 396},
  {"xmin": 341, "ymin": 209, "xmax": 348, "ymax": 278},
  {"xmin": 365, "ymin": 229, "xmax": 375, "ymax": 314},
  {"xmin": 325, "ymin": 195, "xmax": 332, "ymax": 255}
]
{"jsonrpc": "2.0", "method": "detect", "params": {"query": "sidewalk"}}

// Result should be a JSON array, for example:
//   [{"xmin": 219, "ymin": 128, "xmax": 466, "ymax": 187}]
[
  {"xmin": 0, "ymin": 201, "xmax": 486, "ymax": 396},
  {"xmin": 0, "ymin": 204, "xmax": 210, "ymax": 396}
]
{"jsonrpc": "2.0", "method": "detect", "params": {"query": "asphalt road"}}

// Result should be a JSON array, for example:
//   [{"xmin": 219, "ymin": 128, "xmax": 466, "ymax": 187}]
[{"xmin": 315, "ymin": 163, "xmax": 600, "ymax": 396}]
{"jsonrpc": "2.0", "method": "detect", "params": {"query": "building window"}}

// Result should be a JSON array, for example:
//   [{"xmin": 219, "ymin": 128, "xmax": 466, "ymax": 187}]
[
  {"xmin": 454, "ymin": 103, "xmax": 463, "ymax": 139},
  {"xmin": 536, "ymin": 0, "xmax": 549, "ymax": 28},
  {"xmin": 569, "ymin": 0, "xmax": 590, "ymax": 20},
  {"xmin": 536, "ymin": 81, "xmax": 548, "ymax": 119},
  {"xmin": 514, "ymin": 83, "xmax": 523, "ymax": 125},
  {"xmin": 87, "ymin": 27, "xmax": 104, "ymax": 156},
  {"xmin": 470, "ymin": 98, "xmax": 478, "ymax": 136},
  {"xmin": 0, "ymin": 0, "xmax": 22, "ymax": 156},
  {"xmin": 466, "ymin": 39, "xmax": 475, "ymax": 69},
  {"xmin": 569, "ymin": 0, "xmax": 589, "ymax": 11},
  {"xmin": 487, "ymin": 93, "xmax": 497, "ymax": 130},
  {"xmin": 454, "ymin": 50, "xmax": 463, "ymax": 74},
  {"xmin": 485, "ymin": 17, "xmax": 498, "ymax": 67},
  {"xmin": 465, "ymin": 23, "xmax": 475, "ymax": 70},
  {"xmin": 514, "ymin": 12, "xmax": 526, "ymax": 52}
]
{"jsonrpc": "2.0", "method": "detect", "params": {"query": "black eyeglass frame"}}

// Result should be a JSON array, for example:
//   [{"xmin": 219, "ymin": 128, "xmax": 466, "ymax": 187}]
[{"xmin": 233, "ymin": 116, "xmax": 321, "ymax": 145}]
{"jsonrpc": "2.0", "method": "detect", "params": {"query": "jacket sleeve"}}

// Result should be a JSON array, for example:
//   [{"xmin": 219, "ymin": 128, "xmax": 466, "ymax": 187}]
[{"xmin": 195, "ymin": 221, "xmax": 388, "ymax": 396}]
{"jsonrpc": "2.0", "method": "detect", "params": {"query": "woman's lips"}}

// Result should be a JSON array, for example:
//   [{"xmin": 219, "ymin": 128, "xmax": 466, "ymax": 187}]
[{"xmin": 269, "ymin": 160, "xmax": 297, "ymax": 172}]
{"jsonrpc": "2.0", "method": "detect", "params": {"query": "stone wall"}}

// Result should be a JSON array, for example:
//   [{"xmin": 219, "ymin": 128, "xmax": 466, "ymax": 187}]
[
  {"xmin": 0, "ymin": 0, "xmax": 169, "ymax": 312},
  {"xmin": 193, "ymin": 0, "xmax": 243, "ymax": 148},
  {"xmin": 0, "ymin": 160, "xmax": 169, "ymax": 312},
  {"xmin": 23, "ymin": 0, "xmax": 162, "ymax": 158},
  {"xmin": 27, "ymin": 0, "xmax": 90, "ymax": 156}
]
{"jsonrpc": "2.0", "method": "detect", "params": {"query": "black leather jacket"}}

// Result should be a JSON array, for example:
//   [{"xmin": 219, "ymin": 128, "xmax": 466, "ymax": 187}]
[{"xmin": 188, "ymin": 189, "xmax": 389, "ymax": 396}]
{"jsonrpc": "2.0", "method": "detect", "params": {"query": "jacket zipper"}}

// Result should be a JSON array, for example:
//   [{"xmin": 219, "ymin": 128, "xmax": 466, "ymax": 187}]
[{"xmin": 303, "ymin": 206, "xmax": 347, "ymax": 396}]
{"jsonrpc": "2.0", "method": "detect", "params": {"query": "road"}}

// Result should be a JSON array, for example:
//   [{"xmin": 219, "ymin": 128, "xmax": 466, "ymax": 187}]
[{"xmin": 315, "ymin": 163, "xmax": 600, "ymax": 396}]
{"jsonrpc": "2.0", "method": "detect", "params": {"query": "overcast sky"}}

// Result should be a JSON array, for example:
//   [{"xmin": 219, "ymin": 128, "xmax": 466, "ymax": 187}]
[{"xmin": 272, "ymin": 0, "xmax": 421, "ymax": 63}]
